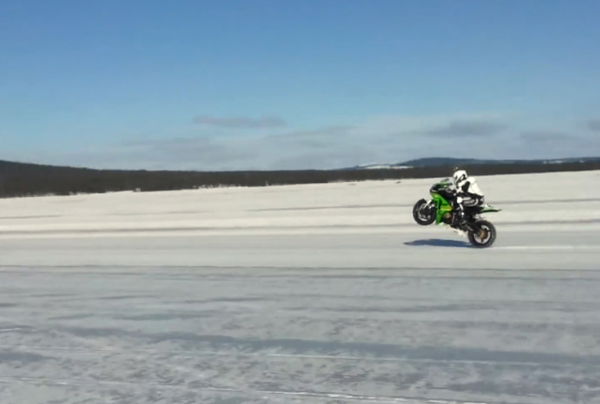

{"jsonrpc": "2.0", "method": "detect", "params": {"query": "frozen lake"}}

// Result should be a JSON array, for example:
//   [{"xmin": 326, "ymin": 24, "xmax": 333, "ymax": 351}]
[{"xmin": 1, "ymin": 171, "xmax": 600, "ymax": 403}]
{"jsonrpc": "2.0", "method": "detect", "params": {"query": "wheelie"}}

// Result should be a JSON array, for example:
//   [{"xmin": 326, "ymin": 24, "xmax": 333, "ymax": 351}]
[{"xmin": 412, "ymin": 169, "xmax": 501, "ymax": 248}]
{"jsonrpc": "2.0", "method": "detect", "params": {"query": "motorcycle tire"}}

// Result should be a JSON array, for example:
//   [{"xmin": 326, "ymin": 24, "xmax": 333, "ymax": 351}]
[
  {"xmin": 413, "ymin": 199, "xmax": 435, "ymax": 225},
  {"xmin": 468, "ymin": 220, "xmax": 496, "ymax": 248}
]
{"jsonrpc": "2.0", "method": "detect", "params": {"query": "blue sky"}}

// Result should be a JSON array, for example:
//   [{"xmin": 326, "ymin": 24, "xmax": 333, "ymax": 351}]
[{"xmin": 1, "ymin": 0, "xmax": 599, "ymax": 170}]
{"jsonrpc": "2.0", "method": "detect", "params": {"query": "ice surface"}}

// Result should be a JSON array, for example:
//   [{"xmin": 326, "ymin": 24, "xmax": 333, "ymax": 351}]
[{"xmin": 0, "ymin": 171, "xmax": 599, "ymax": 403}]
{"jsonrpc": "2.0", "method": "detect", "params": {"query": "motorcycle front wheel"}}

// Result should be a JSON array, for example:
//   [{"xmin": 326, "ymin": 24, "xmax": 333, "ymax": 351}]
[{"xmin": 413, "ymin": 199, "xmax": 436, "ymax": 225}]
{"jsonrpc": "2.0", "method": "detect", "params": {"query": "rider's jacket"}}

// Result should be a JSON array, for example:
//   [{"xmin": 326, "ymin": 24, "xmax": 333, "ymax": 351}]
[{"xmin": 455, "ymin": 176, "xmax": 484, "ymax": 205}]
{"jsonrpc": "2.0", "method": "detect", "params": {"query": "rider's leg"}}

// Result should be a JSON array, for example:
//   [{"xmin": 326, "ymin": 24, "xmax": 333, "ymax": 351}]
[{"xmin": 452, "ymin": 196, "xmax": 465, "ymax": 226}]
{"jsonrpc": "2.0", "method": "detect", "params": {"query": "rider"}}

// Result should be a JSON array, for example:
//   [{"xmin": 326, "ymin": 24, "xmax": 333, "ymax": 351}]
[{"xmin": 451, "ymin": 169, "xmax": 485, "ymax": 225}]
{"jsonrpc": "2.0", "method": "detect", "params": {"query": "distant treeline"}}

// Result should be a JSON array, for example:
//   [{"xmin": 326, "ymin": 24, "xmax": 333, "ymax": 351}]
[{"xmin": 1, "ymin": 160, "xmax": 599, "ymax": 198}]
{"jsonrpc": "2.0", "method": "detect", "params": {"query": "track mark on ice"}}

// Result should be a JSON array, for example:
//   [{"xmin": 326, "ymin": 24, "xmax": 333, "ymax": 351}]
[
  {"xmin": 0, "ymin": 375, "xmax": 495, "ymax": 403},
  {"xmin": 1, "ymin": 344, "xmax": 599, "ymax": 368},
  {"xmin": 497, "ymin": 245, "xmax": 599, "ymax": 251}
]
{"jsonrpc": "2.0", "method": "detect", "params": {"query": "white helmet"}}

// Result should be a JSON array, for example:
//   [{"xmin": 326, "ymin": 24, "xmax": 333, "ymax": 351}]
[{"xmin": 452, "ymin": 169, "xmax": 468, "ymax": 186}]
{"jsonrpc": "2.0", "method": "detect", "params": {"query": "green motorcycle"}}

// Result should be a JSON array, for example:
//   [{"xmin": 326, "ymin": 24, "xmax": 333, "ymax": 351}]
[{"xmin": 412, "ymin": 178, "xmax": 501, "ymax": 248}]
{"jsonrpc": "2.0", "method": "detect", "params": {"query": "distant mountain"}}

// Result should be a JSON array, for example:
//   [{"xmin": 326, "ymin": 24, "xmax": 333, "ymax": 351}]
[
  {"xmin": 401, "ymin": 156, "xmax": 600, "ymax": 167},
  {"xmin": 398, "ymin": 157, "xmax": 484, "ymax": 167},
  {"xmin": 348, "ymin": 157, "xmax": 600, "ymax": 169},
  {"xmin": 351, "ymin": 163, "xmax": 412, "ymax": 170}
]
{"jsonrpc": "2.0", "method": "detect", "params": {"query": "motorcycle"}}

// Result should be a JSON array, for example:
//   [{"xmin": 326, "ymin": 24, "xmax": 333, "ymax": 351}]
[{"xmin": 412, "ymin": 178, "xmax": 501, "ymax": 248}]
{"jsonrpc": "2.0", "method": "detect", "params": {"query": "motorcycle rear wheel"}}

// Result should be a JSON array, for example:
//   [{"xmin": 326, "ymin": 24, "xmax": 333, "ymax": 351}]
[{"xmin": 468, "ymin": 220, "xmax": 496, "ymax": 248}]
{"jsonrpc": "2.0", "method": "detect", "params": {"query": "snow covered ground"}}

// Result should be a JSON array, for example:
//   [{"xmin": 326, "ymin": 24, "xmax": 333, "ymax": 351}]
[{"xmin": 0, "ymin": 170, "xmax": 599, "ymax": 403}]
